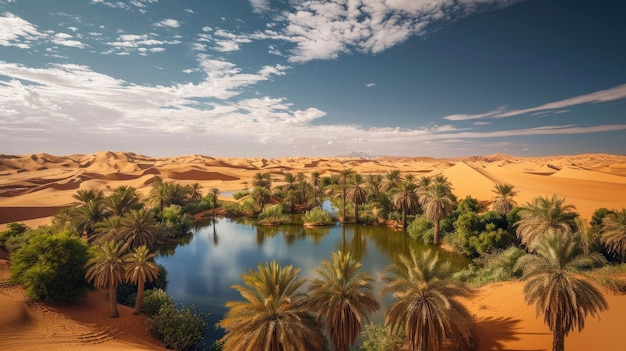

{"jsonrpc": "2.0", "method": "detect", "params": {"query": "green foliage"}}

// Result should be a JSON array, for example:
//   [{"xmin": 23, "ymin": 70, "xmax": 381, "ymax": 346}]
[
  {"xmin": 148, "ymin": 304, "xmax": 208, "ymax": 351},
  {"xmin": 302, "ymin": 207, "xmax": 335, "ymax": 225},
  {"xmin": 232, "ymin": 189, "xmax": 250, "ymax": 200},
  {"xmin": 159, "ymin": 205, "xmax": 193, "ymax": 240},
  {"xmin": 117, "ymin": 264, "xmax": 168, "ymax": 306},
  {"xmin": 4, "ymin": 226, "xmax": 56, "ymax": 254},
  {"xmin": 141, "ymin": 288, "xmax": 175, "ymax": 317},
  {"xmin": 451, "ymin": 211, "xmax": 514, "ymax": 256},
  {"xmin": 454, "ymin": 246, "xmax": 525, "ymax": 286},
  {"xmin": 0, "ymin": 222, "xmax": 28, "ymax": 250},
  {"xmin": 10, "ymin": 231, "xmax": 90, "ymax": 303},
  {"xmin": 407, "ymin": 214, "xmax": 434, "ymax": 243},
  {"xmin": 257, "ymin": 204, "xmax": 290, "ymax": 225},
  {"xmin": 359, "ymin": 322, "xmax": 404, "ymax": 351}
]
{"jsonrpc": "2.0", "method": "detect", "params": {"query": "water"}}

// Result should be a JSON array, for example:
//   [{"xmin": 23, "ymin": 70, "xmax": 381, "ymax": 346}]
[{"xmin": 155, "ymin": 216, "xmax": 467, "ymax": 349}]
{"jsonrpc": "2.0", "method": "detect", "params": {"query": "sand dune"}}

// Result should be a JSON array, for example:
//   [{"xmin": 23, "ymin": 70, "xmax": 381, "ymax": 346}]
[
  {"xmin": 1, "ymin": 152, "xmax": 625, "ymax": 226},
  {"xmin": 0, "ymin": 151, "xmax": 626, "ymax": 351}
]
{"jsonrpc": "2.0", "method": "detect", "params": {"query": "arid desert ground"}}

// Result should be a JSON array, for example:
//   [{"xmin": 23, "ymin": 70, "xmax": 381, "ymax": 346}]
[{"xmin": 1, "ymin": 151, "xmax": 626, "ymax": 351}]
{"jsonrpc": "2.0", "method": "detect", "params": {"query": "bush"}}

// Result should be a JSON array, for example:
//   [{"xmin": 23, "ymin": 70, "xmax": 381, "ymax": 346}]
[
  {"xmin": 359, "ymin": 322, "xmax": 404, "ymax": 351},
  {"xmin": 10, "ymin": 231, "xmax": 90, "ymax": 303},
  {"xmin": 453, "ymin": 246, "xmax": 525, "ymax": 286},
  {"xmin": 0, "ymin": 223, "xmax": 28, "ymax": 250},
  {"xmin": 258, "ymin": 204, "xmax": 290, "ymax": 225},
  {"xmin": 302, "ymin": 207, "xmax": 335, "ymax": 226},
  {"xmin": 407, "ymin": 214, "xmax": 434, "ymax": 243},
  {"xmin": 141, "ymin": 288, "xmax": 174, "ymax": 317},
  {"xmin": 148, "ymin": 304, "xmax": 208, "ymax": 351},
  {"xmin": 232, "ymin": 189, "xmax": 250, "ymax": 200}
]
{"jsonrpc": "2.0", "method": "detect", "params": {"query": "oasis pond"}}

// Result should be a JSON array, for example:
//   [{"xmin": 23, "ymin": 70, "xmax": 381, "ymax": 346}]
[{"xmin": 155, "ymin": 213, "xmax": 468, "ymax": 349}]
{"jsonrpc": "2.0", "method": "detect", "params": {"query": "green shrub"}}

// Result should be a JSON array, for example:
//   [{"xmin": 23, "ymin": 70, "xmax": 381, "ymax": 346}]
[
  {"xmin": 10, "ymin": 231, "xmax": 90, "ymax": 302},
  {"xmin": 232, "ymin": 189, "xmax": 250, "ymax": 200},
  {"xmin": 302, "ymin": 207, "xmax": 335, "ymax": 226},
  {"xmin": 0, "ymin": 223, "xmax": 28, "ymax": 250},
  {"xmin": 453, "ymin": 246, "xmax": 525, "ymax": 286},
  {"xmin": 258, "ymin": 204, "xmax": 290, "ymax": 225},
  {"xmin": 407, "ymin": 214, "xmax": 434, "ymax": 243},
  {"xmin": 141, "ymin": 288, "xmax": 174, "ymax": 317},
  {"xmin": 359, "ymin": 322, "xmax": 404, "ymax": 351},
  {"xmin": 148, "ymin": 304, "xmax": 208, "ymax": 351}
]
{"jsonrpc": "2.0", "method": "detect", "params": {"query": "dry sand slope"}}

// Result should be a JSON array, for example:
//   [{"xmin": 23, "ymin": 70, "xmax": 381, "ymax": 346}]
[
  {"xmin": 1, "ymin": 151, "xmax": 626, "ymax": 351},
  {"xmin": 1, "ymin": 151, "xmax": 625, "ymax": 227}
]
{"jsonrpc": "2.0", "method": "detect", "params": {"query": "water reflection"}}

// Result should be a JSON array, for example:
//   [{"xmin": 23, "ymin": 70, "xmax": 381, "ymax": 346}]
[{"xmin": 155, "ymin": 218, "xmax": 467, "ymax": 349}]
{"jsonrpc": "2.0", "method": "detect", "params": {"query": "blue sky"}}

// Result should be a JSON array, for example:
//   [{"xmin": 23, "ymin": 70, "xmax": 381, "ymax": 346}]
[{"xmin": 1, "ymin": 0, "xmax": 625, "ymax": 157}]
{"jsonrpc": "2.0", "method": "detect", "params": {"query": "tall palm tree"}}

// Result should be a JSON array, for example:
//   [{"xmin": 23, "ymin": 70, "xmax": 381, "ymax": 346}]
[
  {"xmin": 148, "ymin": 177, "xmax": 171, "ymax": 212},
  {"xmin": 210, "ymin": 187, "xmax": 220, "ymax": 218},
  {"xmin": 338, "ymin": 169, "xmax": 355, "ymax": 222},
  {"xmin": 416, "ymin": 175, "xmax": 433, "ymax": 204},
  {"xmin": 491, "ymin": 183, "xmax": 518, "ymax": 216},
  {"xmin": 422, "ymin": 178, "xmax": 455, "ymax": 245},
  {"xmin": 85, "ymin": 240, "xmax": 130, "ymax": 318},
  {"xmin": 188, "ymin": 182, "xmax": 203, "ymax": 201},
  {"xmin": 93, "ymin": 215, "xmax": 123, "ymax": 244},
  {"xmin": 252, "ymin": 172, "xmax": 272, "ymax": 189},
  {"xmin": 600, "ymin": 208, "xmax": 626, "ymax": 262},
  {"xmin": 218, "ymin": 261, "xmax": 326, "ymax": 351},
  {"xmin": 72, "ymin": 189, "xmax": 104, "ymax": 207},
  {"xmin": 73, "ymin": 199, "xmax": 107, "ymax": 237},
  {"xmin": 391, "ymin": 177, "xmax": 419, "ymax": 231},
  {"xmin": 381, "ymin": 169, "xmax": 401, "ymax": 192},
  {"xmin": 308, "ymin": 251, "xmax": 380, "ymax": 351},
  {"xmin": 120, "ymin": 209, "xmax": 160, "ymax": 250},
  {"xmin": 106, "ymin": 185, "xmax": 142, "ymax": 216},
  {"xmin": 346, "ymin": 174, "xmax": 368, "ymax": 224},
  {"xmin": 515, "ymin": 194, "xmax": 578, "ymax": 250},
  {"xmin": 381, "ymin": 249, "xmax": 474, "ymax": 351},
  {"xmin": 516, "ymin": 232, "xmax": 608, "ymax": 351},
  {"xmin": 282, "ymin": 172, "xmax": 298, "ymax": 213},
  {"xmin": 124, "ymin": 245, "xmax": 159, "ymax": 315}
]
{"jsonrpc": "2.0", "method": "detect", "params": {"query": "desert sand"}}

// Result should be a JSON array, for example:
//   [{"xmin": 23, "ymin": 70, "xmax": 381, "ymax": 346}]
[{"xmin": 1, "ymin": 151, "xmax": 625, "ymax": 350}]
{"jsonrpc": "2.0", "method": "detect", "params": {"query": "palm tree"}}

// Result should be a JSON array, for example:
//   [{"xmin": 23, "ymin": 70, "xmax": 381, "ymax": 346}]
[
  {"xmin": 347, "ymin": 174, "xmax": 368, "ymax": 224},
  {"xmin": 106, "ymin": 185, "xmax": 141, "ymax": 216},
  {"xmin": 381, "ymin": 169, "xmax": 401, "ymax": 192},
  {"xmin": 381, "ymin": 249, "xmax": 474, "ymax": 351},
  {"xmin": 416, "ymin": 175, "xmax": 433, "ymax": 204},
  {"xmin": 282, "ymin": 172, "xmax": 298, "ymax": 213},
  {"xmin": 72, "ymin": 189, "xmax": 104, "ymax": 207},
  {"xmin": 338, "ymin": 169, "xmax": 355, "ymax": 222},
  {"xmin": 148, "ymin": 177, "xmax": 171, "ymax": 212},
  {"xmin": 124, "ymin": 245, "xmax": 159, "ymax": 315},
  {"xmin": 516, "ymin": 232, "xmax": 608, "ymax": 351},
  {"xmin": 218, "ymin": 261, "xmax": 326, "ymax": 351},
  {"xmin": 210, "ymin": 187, "xmax": 220, "ymax": 218},
  {"xmin": 93, "ymin": 215, "xmax": 123, "ymax": 244},
  {"xmin": 188, "ymin": 182, "xmax": 203, "ymax": 201},
  {"xmin": 120, "ymin": 209, "xmax": 160, "ymax": 250},
  {"xmin": 422, "ymin": 178, "xmax": 455, "ymax": 245},
  {"xmin": 491, "ymin": 183, "xmax": 518, "ymax": 216},
  {"xmin": 601, "ymin": 208, "xmax": 626, "ymax": 262},
  {"xmin": 391, "ymin": 177, "xmax": 419, "ymax": 231},
  {"xmin": 85, "ymin": 240, "xmax": 130, "ymax": 318},
  {"xmin": 515, "ymin": 194, "xmax": 578, "ymax": 250},
  {"xmin": 252, "ymin": 172, "xmax": 272, "ymax": 189},
  {"xmin": 308, "ymin": 251, "xmax": 380, "ymax": 351},
  {"xmin": 73, "ymin": 199, "xmax": 107, "ymax": 237}
]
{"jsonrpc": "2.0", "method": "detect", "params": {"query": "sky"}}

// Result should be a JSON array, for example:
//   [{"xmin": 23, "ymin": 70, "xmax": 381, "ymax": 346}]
[{"xmin": 1, "ymin": 0, "xmax": 625, "ymax": 158}]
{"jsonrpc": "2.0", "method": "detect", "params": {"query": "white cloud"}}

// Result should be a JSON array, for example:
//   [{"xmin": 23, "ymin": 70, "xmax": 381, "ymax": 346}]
[
  {"xmin": 51, "ymin": 32, "xmax": 86, "ymax": 48},
  {"xmin": 0, "ymin": 12, "xmax": 46, "ymax": 49},
  {"xmin": 443, "ymin": 84, "xmax": 626, "ymax": 121},
  {"xmin": 366, "ymin": 83, "xmax": 376, "ymax": 88},
  {"xmin": 249, "ymin": 0, "xmax": 270, "ymax": 13},
  {"xmin": 266, "ymin": 0, "xmax": 519, "ymax": 63},
  {"xmin": 184, "ymin": 9, "xmax": 195, "ymax": 14},
  {"xmin": 154, "ymin": 18, "xmax": 180, "ymax": 28}
]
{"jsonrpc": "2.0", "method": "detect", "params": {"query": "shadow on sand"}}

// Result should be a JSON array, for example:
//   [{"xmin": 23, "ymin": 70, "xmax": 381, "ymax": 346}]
[{"xmin": 474, "ymin": 315, "xmax": 549, "ymax": 351}]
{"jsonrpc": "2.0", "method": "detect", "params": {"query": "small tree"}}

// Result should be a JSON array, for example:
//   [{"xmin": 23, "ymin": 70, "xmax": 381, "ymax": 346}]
[
  {"xmin": 10, "ymin": 231, "xmax": 91, "ymax": 303},
  {"xmin": 148, "ymin": 304, "xmax": 208, "ymax": 351}
]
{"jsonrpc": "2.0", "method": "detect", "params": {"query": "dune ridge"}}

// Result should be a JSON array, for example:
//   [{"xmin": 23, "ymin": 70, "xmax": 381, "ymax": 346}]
[{"xmin": 1, "ymin": 151, "xmax": 625, "ymax": 226}]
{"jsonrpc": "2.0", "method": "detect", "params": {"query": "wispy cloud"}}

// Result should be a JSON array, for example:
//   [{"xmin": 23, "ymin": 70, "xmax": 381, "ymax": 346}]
[
  {"xmin": 366, "ymin": 83, "xmax": 376, "ymax": 88},
  {"xmin": 0, "ymin": 12, "xmax": 46, "ymax": 49},
  {"xmin": 249, "ymin": 0, "xmax": 270, "ymax": 14},
  {"xmin": 443, "ymin": 84, "xmax": 626, "ymax": 121},
  {"xmin": 154, "ymin": 18, "xmax": 180, "ymax": 28}
]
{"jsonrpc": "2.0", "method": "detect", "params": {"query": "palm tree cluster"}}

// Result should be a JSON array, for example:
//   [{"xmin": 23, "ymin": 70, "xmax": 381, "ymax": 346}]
[
  {"xmin": 85, "ymin": 242, "xmax": 159, "ymax": 317},
  {"xmin": 219, "ymin": 250, "xmax": 474, "ymax": 351}
]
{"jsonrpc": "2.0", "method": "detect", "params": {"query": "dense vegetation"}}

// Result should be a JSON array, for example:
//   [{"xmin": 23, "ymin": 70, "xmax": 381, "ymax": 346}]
[{"xmin": 2, "ymin": 168, "xmax": 626, "ymax": 351}]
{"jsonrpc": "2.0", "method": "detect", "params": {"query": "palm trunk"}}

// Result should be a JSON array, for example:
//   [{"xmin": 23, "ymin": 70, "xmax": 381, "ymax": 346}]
[
  {"xmin": 553, "ymin": 327, "xmax": 565, "ymax": 351},
  {"xmin": 433, "ymin": 220, "xmax": 440, "ymax": 245},
  {"xmin": 133, "ymin": 279, "xmax": 145, "ymax": 315},
  {"xmin": 109, "ymin": 285, "xmax": 119, "ymax": 318},
  {"xmin": 402, "ymin": 209, "xmax": 407, "ymax": 231},
  {"xmin": 354, "ymin": 203, "xmax": 359, "ymax": 224}
]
